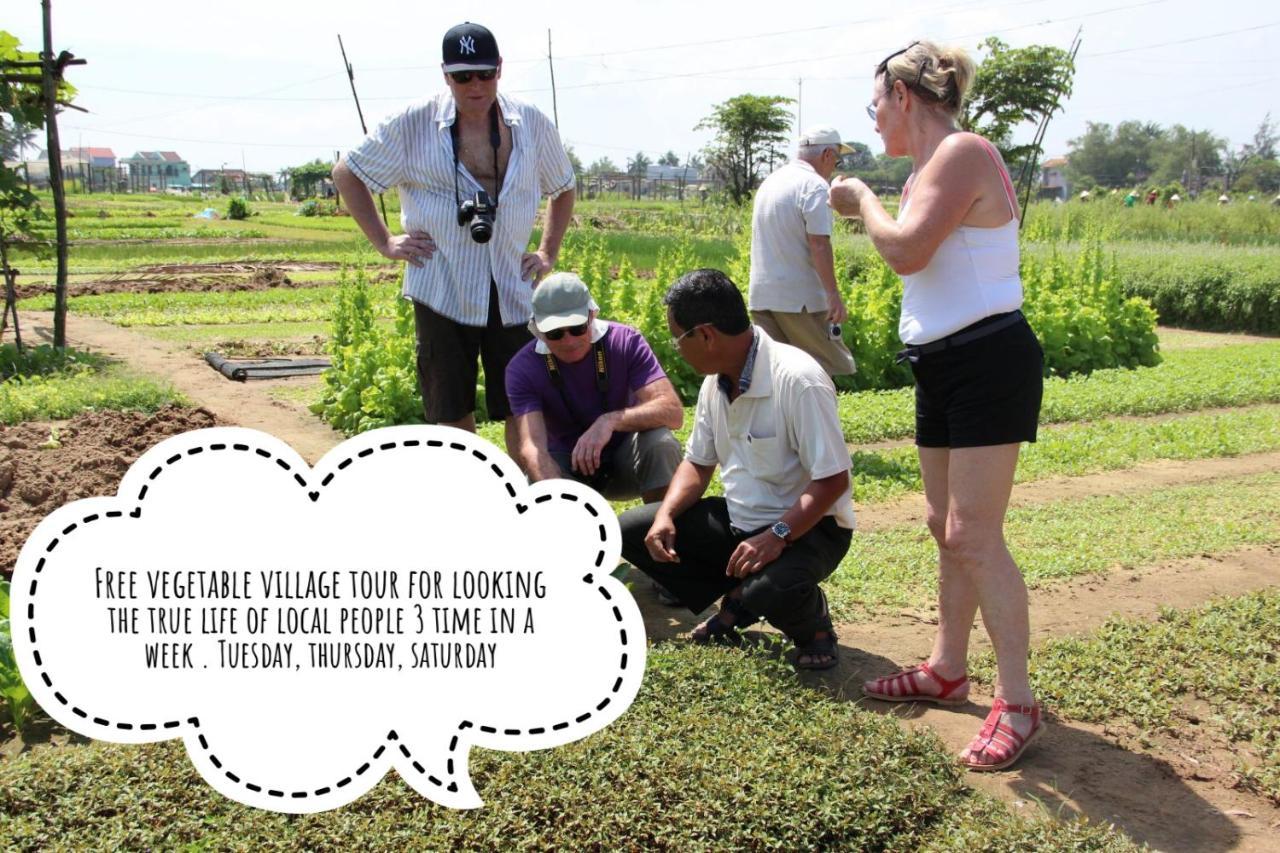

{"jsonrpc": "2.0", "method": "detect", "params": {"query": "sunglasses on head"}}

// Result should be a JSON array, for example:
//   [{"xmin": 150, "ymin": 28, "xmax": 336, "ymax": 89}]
[
  {"xmin": 544, "ymin": 322, "xmax": 589, "ymax": 341},
  {"xmin": 449, "ymin": 68, "xmax": 497, "ymax": 84},
  {"xmin": 875, "ymin": 41, "xmax": 929, "ymax": 90}
]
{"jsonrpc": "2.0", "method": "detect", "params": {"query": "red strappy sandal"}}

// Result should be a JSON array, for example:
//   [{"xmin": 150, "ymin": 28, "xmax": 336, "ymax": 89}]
[
  {"xmin": 960, "ymin": 698, "xmax": 1043, "ymax": 772},
  {"xmin": 862, "ymin": 661, "xmax": 969, "ymax": 706}
]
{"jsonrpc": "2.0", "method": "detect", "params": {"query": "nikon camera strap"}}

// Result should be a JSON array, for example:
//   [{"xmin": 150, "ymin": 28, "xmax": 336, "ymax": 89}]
[{"xmin": 544, "ymin": 340, "xmax": 609, "ymax": 434}]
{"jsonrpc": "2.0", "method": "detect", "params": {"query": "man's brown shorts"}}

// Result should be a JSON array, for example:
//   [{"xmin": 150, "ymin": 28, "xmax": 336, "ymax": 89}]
[
  {"xmin": 750, "ymin": 309, "xmax": 857, "ymax": 376},
  {"xmin": 413, "ymin": 283, "xmax": 531, "ymax": 423}
]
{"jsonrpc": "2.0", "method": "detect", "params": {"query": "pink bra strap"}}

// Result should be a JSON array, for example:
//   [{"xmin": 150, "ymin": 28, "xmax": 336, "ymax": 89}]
[
  {"xmin": 978, "ymin": 137, "xmax": 1019, "ymax": 219},
  {"xmin": 901, "ymin": 138, "xmax": 1017, "ymax": 217}
]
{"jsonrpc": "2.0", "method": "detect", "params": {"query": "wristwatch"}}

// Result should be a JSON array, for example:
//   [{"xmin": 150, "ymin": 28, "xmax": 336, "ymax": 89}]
[{"xmin": 770, "ymin": 521, "xmax": 791, "ymax": 544}]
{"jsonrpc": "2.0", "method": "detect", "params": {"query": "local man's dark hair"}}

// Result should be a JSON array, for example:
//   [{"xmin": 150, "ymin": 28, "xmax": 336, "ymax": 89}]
[{"xmin": 663, "ymin": 269, "xmax": 750, "ymax": 336}]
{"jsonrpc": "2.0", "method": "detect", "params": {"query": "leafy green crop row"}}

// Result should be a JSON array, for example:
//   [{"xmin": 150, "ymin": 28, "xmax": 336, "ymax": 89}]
[
  {"xmin": 838, "ymin": 340, "xmax": 1280, "ymax": 444},
  {"xmin": 0, "ymin": 643, "xmax": 1134, "ymax": 850},
  {"xmin": 0, "ymin": 369, "xmax": 181, "ymax": 425},
  {"xmin": 828, "ymin": 472, "xmax": 1280, "ymax": 618},
  {"xmin": 1115, "ymin": 246, "xmax": 1280, "ymax": 333},
  {"xmin": 0, "ymin": 579, "xmax": 34, "ymax": 737},
  {"xmin": 852, "ymin": 404, "xmax": 1280, "ymax": 504},
  {"xmin": 972, "ymin": 590, "xmax": 1280, "ymax": 804}
]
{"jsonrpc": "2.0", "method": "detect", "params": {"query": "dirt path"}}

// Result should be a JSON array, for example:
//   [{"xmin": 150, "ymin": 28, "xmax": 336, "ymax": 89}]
[
  {"xmin": 19, "ymin": 310, "xmax": 343, "ymax": 464},
  {"xmin": 858, "ymin": 450, "xmax": 1280, "ymax": 532}
]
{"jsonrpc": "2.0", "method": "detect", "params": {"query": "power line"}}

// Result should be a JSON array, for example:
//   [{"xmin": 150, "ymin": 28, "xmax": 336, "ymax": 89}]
[{"xmin": 1083, "ymin": 20, "xmax": 1280, "ymax": 56}]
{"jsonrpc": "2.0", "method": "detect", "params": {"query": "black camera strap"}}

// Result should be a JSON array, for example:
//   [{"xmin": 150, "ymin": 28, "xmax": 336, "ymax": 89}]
[
  {"xmin": 543, "ymin": 340, "xmax": 609, "ymax": 435},
  {"xmin": 451, "ymin": 100, "xmax": 503, "ymax": 209}
]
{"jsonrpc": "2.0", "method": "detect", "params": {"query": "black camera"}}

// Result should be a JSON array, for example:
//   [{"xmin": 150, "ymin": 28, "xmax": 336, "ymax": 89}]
[{"xmin": 457, "ymin": 190, "xmax": 497, "ymax": 244}]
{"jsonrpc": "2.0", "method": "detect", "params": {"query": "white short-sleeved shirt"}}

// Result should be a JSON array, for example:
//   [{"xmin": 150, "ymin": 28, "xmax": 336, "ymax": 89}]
[
  {"xmin": 345, "ymin": 91, "xmax": 574, "ymax": 326},
  {"xmin": 686, "ymin": 328, "xmax": 855, "ymax": 532},
  {"xmin": 748, "ymin": 160, "xmax": 833, "ymax": 313}
]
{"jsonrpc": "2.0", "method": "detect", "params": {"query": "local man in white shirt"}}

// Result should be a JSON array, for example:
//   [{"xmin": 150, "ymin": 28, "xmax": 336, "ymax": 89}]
[{"xmin": 619, "ymin": 268, "xmax": 855, "ymax": 670}]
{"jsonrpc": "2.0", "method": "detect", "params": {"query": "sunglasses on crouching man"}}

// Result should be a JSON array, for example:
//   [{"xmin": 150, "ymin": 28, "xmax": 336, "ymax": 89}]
[
  {"xmin": 448, "ymin": 69, "xmax": 498, "ymax": 84},
  {"xmin": 543, "ymin": 323, "xmax": 589, "ymax": 341}
]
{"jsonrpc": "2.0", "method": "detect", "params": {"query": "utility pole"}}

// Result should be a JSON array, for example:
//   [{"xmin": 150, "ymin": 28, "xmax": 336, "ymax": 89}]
[
  {"xmin": 547, "ymin": 29, "xmax": 560, "ymax": 129},
  {"xmin": 1016, "ymin": 26, "xmax": 1082, "ymax": 225},
  {"xmin": 337, "ymin": 35, "xmax": 388, "ymax": 225},
  {"xmin": 796, "ymin": 77, "xmax": 803, "ymax": 135}
]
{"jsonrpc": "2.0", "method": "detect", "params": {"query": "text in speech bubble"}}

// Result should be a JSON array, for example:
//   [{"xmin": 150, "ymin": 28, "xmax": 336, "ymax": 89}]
[{"xmin": 10, "ymin": 425, "xmax": 647, "ymax": 813}]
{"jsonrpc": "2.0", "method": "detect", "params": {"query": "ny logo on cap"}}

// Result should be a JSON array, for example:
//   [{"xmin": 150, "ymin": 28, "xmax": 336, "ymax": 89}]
[{"xmin": 459, "ymin": 36, "xmax": 476, "ymax": 55}]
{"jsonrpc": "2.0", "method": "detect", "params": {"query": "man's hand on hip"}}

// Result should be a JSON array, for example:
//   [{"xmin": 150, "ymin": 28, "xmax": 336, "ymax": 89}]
[
  {"xmin": 382, "ymin": 231, "xmax": 436, "ymax": 267},
  {"xmin": 726, "ymin": 531, "xmax": 784, "ymax": 579},
  {"xmin": 572, "ymin": 415, "xmax": 616, "ymax": 477},
  {"xmin": 521, "ymin": 249, "xmax": 554, "ymax": 284}
]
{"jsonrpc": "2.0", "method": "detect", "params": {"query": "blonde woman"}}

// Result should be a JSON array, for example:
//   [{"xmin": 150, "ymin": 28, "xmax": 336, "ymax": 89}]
[{"xmin": 829, "ymin": 41, "xmax": 1044, "ymax": 770}]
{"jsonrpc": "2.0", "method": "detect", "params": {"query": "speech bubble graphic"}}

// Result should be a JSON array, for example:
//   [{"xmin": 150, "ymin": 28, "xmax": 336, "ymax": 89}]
[{"xmin": 10, "ymin": 425, "xmax": 647, "ymax": 813}]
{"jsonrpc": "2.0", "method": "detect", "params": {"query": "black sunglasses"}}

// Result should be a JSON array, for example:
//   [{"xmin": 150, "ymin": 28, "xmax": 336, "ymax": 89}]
[
  {"xmin": 449, "ymin": 68, "xmax": 497, "ymax": 84},
  {"xmin": 875, "ymin": 41, "xmax": 929, "ymax": 91},
  {"xmin": 544, "ymin": 322, "xmax": 589, "ymax": 341}
]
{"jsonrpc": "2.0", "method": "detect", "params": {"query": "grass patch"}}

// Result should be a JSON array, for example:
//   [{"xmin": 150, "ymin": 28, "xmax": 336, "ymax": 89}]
[
  {"xmin": 829, "ymin": 473, "xmax": 1280, "ymax": 618},
  {"xmin": 0, "ymin": 367, "xmax": 181, "ymax": 425},
  {"xmin": 19, "ymin": 283, "xmax": 400, "ymax": 327},
  {"xmin": 972, "ymin": 590, "xmax": 1280, "ymax": 805},
  {"xmin": 852, "ymin": 404, "xmax": 1280, "ymax": 504},
  {"xmin": 137, "ymin": 320, "xmax": 337, "ymax": 344},
  {"xmin": 838, "ymin": 341, "xmax": 1280, "ymax": 444},
  {"xmin": 0, "ymin": 645, "xmax": 1132, "ymax": 850}
]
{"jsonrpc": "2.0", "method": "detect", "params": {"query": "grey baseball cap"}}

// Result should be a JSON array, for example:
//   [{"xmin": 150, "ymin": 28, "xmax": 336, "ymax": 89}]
[{"xmin": 531, "ymin": 272, "xmax": 597, "ymax": 333}]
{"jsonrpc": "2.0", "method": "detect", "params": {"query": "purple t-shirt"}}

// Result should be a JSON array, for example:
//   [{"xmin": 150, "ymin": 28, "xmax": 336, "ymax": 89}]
[{"xmin": 505, "ymin": 322, "xmax": 668, "ymax": 454}]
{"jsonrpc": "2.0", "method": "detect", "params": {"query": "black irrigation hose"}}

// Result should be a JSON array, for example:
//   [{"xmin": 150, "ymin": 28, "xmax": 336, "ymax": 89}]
[{"xmin": 203, "ymin": 352, "xmax": 330, "ymax": 382}]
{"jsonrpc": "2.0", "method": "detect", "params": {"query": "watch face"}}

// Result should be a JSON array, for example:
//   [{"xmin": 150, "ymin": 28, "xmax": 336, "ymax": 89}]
[{"xmin": 772, "ymin": 521, "xmax": 791, "ymax": 540}]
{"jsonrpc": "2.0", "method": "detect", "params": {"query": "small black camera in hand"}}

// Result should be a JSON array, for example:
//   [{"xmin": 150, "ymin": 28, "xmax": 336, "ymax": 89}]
[{"xmin": 457, "ymin": 190, "xmax": 497, "ymax": 244}]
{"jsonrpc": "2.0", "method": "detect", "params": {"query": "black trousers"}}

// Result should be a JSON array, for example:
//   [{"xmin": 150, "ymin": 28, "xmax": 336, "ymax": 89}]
[{"xmin": 619, "ymin": 498, "xmax": 851, "ymax": 642}]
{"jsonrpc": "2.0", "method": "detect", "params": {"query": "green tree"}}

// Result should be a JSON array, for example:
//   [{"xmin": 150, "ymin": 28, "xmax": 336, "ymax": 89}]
[
  {"xmin": 658, "ymin": 150, "xmax": 680, "ymax": 167},
  {"xmin": 588, "ymin": 156, "xmax": 618, "ymax": 175},
  {"xmin": 564, "ymin": 144, "xmax": 584, "ymax": 176},
  {"xmin": 961, "ymin": 37, "xmax": 1074, "ymax": 172},
  {"xmin": 696, "ymin": 93, "xmax": 794, "ymax": 204},
  {"xmin": 1, "ymin": 30, "xmax": 74, "ymax": 350},
  {"xmin": 1067, "ymin": 120, "xmax": 1165, "ymax": 188},
  {"xmin": 1149, "ymin": 125, "xmax": 1225, "ymax": 189},
  {"xmin": 289, "ymin": 158, "xmax": 333, "ymax": 199},
  {"xmin": 626, "ymin": 151, "xmax": 651, "ymax": 178}
]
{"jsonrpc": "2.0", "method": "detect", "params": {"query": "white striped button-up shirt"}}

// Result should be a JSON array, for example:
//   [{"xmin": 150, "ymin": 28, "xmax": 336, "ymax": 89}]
[{"xmin": 346, "ymin": 92, "xmax": 574, "ymax": 326}]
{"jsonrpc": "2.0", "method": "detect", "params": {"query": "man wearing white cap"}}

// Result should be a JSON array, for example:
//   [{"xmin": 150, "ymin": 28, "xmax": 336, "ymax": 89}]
[
  {"xmin": 505, "ymin": 272, "xmax": 683, "ymax": 504},
  {"xmin": 747, "ymin": 126, "xmax": 857, "ymax": 377}
]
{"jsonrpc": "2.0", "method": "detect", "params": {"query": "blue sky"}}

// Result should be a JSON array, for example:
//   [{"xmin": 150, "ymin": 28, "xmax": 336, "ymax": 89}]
[{"xmin": 8, "ymin": 0, "xmax": 1278, "ymax": 174}]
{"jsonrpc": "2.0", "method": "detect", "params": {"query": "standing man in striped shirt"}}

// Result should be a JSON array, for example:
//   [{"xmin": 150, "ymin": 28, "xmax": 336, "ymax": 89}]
[{"xmin": 333, "ymin": 21, "xmax": 576, "ymax": 444}]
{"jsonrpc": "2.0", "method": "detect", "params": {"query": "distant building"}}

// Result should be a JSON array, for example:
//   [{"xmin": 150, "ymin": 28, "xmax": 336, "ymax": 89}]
[
  {"xmin": 30, "ymin": 147, "xmax": 119, "ymax": 191},
  {"xmin": 191, "ymin": 168, "xmax": 262, "ymax": 193},
  {"xmin": 1040, "ymin": 157, "xmax": 1069, "ymax": 201},
  {"xmin": 123, "ymin": 151, "xmax": 192, "ymax": 191}
]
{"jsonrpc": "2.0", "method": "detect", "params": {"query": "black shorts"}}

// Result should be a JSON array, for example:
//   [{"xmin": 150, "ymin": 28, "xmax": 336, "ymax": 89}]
[
  {"xmin": 910, "ymin": 315, "xmax": 1044, "ymax": 448},
  {"xmin": 413, "ymin": 282, "xmax": 531, "ymax": 423}
]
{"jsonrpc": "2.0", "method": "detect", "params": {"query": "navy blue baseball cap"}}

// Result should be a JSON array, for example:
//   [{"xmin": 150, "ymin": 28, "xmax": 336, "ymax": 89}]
[{"xmin": 442, "ymin": 22, "xmax": 500, "ymax": 72}]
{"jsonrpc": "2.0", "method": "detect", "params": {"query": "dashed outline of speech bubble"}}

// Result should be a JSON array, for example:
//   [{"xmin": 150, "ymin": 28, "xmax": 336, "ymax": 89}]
[{"xmin": 13, "ymin": 427, "xmax": 645, "ymax": 812}]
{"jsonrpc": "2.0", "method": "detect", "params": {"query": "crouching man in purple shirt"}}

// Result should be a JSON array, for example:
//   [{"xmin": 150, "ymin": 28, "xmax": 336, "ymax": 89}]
[{"xmin": 505, "ymin": 272, "xmax": 683, "ymax": 503}]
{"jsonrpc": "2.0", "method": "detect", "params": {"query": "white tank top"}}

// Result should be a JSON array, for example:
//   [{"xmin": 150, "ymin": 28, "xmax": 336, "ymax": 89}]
[{"xmin": 896, "ymin": 137, "xmax": 1022, "ymax": 345}]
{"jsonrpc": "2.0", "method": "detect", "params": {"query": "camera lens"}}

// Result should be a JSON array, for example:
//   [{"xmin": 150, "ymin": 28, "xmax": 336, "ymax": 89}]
[{"xmin": 470, "ymin": 220, "xmax": 493, "ymax": 243}]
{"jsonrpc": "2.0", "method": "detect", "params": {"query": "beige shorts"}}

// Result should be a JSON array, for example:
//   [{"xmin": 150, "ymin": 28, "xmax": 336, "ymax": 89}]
[{"xmin": 751, "ymin": 309, "xmax": 857, "ymax": 376}]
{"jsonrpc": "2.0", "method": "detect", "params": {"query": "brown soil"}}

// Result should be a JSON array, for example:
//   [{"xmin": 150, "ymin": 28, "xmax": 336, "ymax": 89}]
[
  {"xmin": 14, "ymin": 262, "xmax": 398, "ymax": 299},
  {"xmin": 0, "ymin": 406, "xmax": 219, "ymax": 578},
  {"xmin": 18, "ymin": 310, "xmax": 343, "ymax": 464}
]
